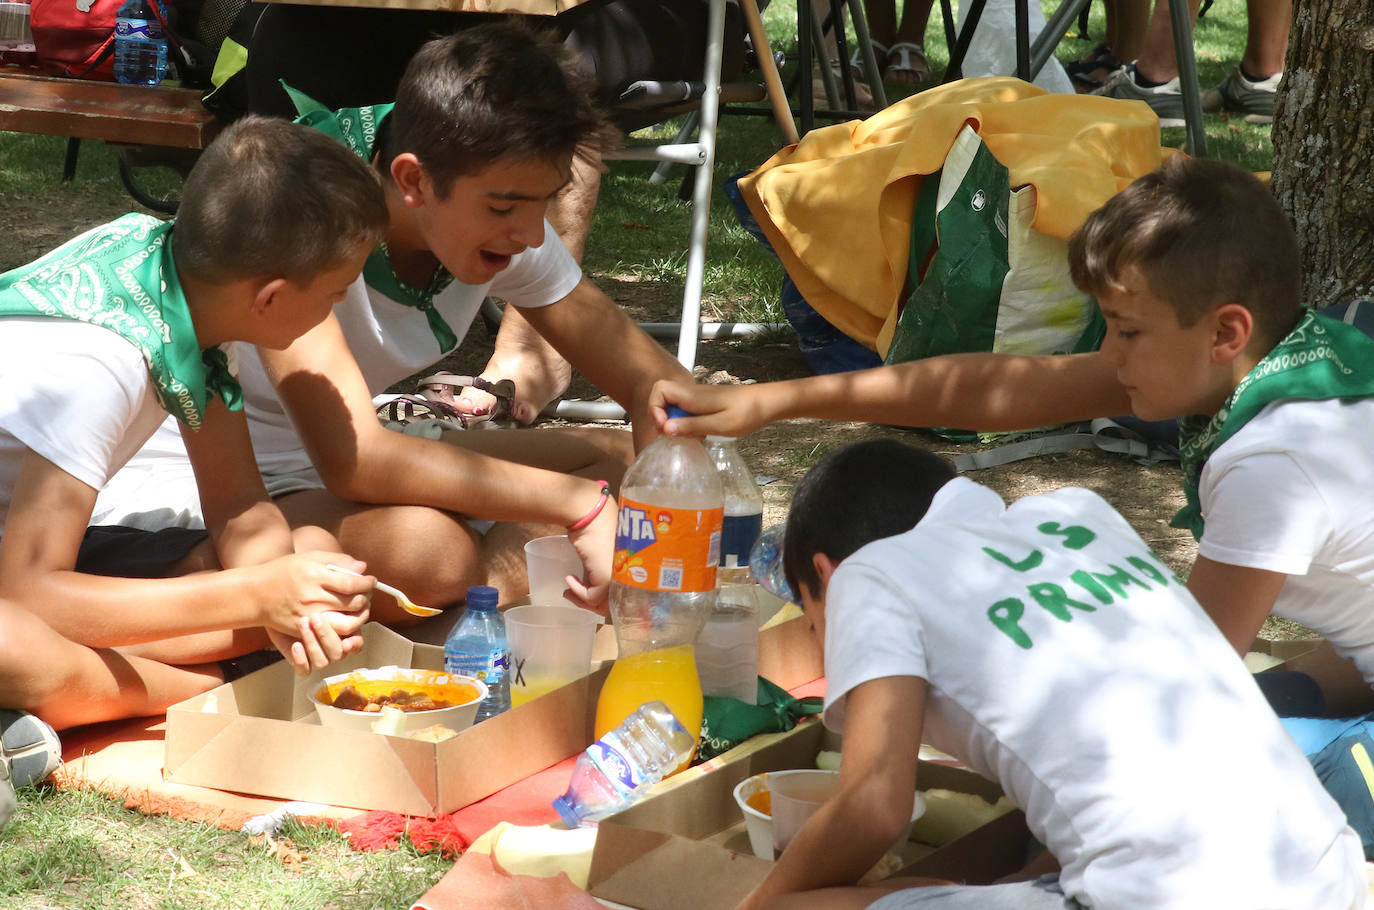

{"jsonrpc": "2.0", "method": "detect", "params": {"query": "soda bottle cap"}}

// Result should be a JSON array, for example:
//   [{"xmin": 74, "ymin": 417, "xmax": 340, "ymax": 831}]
[
  {"xmin": 465, "ymin": 585, "xmax": 500, "ymax": 609},
  {"xmin": 664, "ymin": 405, "xmax": 692, "ymax": 421}
]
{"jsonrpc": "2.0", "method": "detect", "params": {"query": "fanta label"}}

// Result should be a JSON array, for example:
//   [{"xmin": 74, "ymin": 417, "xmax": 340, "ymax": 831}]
[{"xmin": 613, "ymin": 497, "xmax": 723, "ymax": 593}]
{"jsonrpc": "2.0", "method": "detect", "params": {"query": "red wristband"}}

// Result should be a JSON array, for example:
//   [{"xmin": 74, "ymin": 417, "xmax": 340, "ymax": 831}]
[{"xmin": 567, "ymin": 480, "xmax": 611, "ymax": 531}]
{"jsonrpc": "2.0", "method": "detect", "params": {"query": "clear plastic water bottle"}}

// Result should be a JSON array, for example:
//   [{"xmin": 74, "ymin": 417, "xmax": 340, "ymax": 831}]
[
  {"xmin": 552, "ymin": 700, "xmax": 695, "ymax": 826},
  {"xmin": 443, "ymin": 585, "xmax": 510, "ymax": 722},
  {"xmin": 595, "ymin": 407, "xmax": 723, "ymax": 749},
  {"xmin": 706, "ymin": 436, "xmax": 764, "ymax": 585},
  {"xmin": 113, "ymin": 0, "xmax": 168, "ymax": 85},
  {"xmin": 699, "ymin": 436, "xmax": 763, "ymax": 702},
  {"xmin": 749, "ymin": 524, "xmax": 792, "ymax": 601}
]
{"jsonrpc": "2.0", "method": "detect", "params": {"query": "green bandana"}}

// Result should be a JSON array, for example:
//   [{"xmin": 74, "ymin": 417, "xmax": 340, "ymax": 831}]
[
  {"xmin": 1173, "ymin": 309, "xmax": 1374, "ymax": 538},
  {"xmin": 0, "ymin": 214, "xmax": 242, "ymax": 431},
  {"xmin": 285, "ymin": 83, "xmax": 458, "ymax": 355}
]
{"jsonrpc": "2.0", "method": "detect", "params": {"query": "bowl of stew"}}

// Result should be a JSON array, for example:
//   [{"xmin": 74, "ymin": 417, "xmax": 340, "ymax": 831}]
[{"xmin": 311, "ymin": 666, "xmax": 487, "ymax": 736}]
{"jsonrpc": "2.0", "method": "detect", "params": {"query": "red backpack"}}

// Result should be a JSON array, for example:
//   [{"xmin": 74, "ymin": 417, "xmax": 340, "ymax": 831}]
[{"xmin": 30, "ymin": 0, "xmax": 177, "ymax": 81}]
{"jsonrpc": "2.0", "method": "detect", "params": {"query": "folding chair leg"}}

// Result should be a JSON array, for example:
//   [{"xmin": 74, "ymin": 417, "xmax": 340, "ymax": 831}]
[{"xmin": 1168, "ymin": 0, "xmax": 1208, "ymax": 156}]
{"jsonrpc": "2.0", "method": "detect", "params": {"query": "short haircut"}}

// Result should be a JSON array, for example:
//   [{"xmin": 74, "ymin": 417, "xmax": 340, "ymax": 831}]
[
  {"xmin": 381, "ymin": 22, "xmax": 610, "ymax": 197},
  {"xmin": 783, "ymin": 439, "xmax": 956, "ymax": 600},
  {"xmin": 1068, "ymin": 156, "xmax": 1302, "ymax": 347},
  {"xmin": 172, "ymin": 115, "xmax": 388, "ymax": 285}
]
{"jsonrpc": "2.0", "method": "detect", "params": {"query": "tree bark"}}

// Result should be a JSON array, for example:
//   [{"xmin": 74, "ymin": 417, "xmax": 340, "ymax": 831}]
[{"xmin": 1270, "ymin": 0, "xmax": 1374, "ymax": 308}]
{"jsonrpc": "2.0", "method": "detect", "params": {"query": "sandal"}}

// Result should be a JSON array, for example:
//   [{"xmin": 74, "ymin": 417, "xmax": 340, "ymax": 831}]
[
  {"xmin": 885, "ymin": 42, "xmax": 929, "ymax": 85},
  {"xmin": 376, "ymin": 394, "xmax": 472, "ymax": 431},
  {"xmin": 417, "ymin": 372, "xmax": 519, "ymax": 428},
  {"xmin": 1066, "ymin": 43, "xmax": 1122, "ymax": 91}
]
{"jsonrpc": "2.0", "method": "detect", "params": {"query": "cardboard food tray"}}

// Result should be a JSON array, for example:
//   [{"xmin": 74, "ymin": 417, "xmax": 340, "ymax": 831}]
[
  {"xmin": 164, "ymin": 599, "xmax": 825, "ymax": 817},
  {"xmin": 587, "ymin": 720, "xmax": 1033, "ymax": 910},
  {"xmin": 1251, "ymin": 636, "xmax": 1374, "ymax": 718}
]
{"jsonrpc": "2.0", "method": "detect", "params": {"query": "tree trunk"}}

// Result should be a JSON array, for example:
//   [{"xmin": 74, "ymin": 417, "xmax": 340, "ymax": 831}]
[{"xmin": 1270, "ymin": 0, "xmax": 1374, "ymax": 308}]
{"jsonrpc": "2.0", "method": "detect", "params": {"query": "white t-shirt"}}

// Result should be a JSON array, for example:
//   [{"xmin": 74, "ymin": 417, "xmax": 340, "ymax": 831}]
[
  {"xmin": 0, "ymin": 318, "xmax": 168, "ymax": 534},
  {"xmin": 91, "ymin": 231, "xmax": 582, "ymax": 528},
  {"xmin": 1197, "ymin": 398, "xmax": 1374, "ymax": 684},
  {"xmin": 824, "ymin": 478, "xmax": 1363, "ymax": 910}
]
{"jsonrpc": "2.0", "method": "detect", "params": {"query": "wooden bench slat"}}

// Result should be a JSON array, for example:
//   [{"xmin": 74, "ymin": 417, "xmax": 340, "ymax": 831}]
[{"xmin": 0, "ymin": 70, "xmax": 219, "ymax": 149}]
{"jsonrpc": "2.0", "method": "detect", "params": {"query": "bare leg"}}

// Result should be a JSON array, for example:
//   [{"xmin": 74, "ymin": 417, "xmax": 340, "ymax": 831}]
[
  {"xmin": 0, "ymin": 603, "xmax": 221, "ymax": 730},
  {"xmin": 1106, "ymin": 0, "xmax": 1152, "ymax": 63},
  {"xmin": 1240, "ymin": 0, "xmax": 1289, "ymax": 77},
  {"xmin": 1132, "ymin": 0, "xmax": 1203, "ymax": 83},
  {"xmin": 546, "ymin": 143, "xmax": 602, "ymax": 264},
  {"xmin": 482, "ymin": 519, "xmax": 567, "ymax": 601}
]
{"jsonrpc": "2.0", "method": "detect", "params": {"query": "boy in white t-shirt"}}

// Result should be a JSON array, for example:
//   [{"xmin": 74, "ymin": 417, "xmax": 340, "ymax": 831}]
[
  {"xmin": 734, "ymin": 439, "xmax": 1364, "ymax": 910},
  {"xmin": 94, "ymin": 24, "xmax": 693, "ymax": 619},
  {"xmin": 0, "ymin": 118, "xmax": 389, "ymax": 777},
  {"xmin": 654, "ymin": 156, "xmax": 1374, "ymax": 685}
]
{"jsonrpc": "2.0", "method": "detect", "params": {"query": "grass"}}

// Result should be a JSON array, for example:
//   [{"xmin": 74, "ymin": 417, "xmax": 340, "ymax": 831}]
[{"xmin": 0, "ymin": 0, "xmax": 1276, "ymax": 905}]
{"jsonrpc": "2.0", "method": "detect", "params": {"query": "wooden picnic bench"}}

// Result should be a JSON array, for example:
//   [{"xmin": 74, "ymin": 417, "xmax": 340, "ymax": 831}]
[{"xmin": 0, "ymin": 65, "xmax": 219, "ymax": 211}]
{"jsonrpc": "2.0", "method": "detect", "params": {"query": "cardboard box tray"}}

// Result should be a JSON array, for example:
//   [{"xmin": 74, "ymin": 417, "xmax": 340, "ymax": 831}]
[
  {"xmin": 587, "ymin": 720, "xmax": 1033, "ymax": 910},
  {"xmin": 164, "ymin": 601, "xmax": 826, "ymax": 817}
]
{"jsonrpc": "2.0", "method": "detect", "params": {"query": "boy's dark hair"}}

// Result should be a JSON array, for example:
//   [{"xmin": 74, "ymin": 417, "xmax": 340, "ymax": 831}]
[
  {"xmin": 381, "ymin": 23, "xmax": 610, "ymax": 197},
  {"xmin": 783, "ymin": 439, "xmax": 956, "ymax": 600},
  {"xmin": 173, "ymin": 116, "xmax": 387, "ymax": 285},
  {"xmin": 1068, "ymin": 156, "xmax": 1302, "ymax": 348}
]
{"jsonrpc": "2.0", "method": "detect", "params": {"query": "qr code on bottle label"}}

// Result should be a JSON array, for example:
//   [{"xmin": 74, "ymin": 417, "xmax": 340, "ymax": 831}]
[{"xmin": 658, "ymin": 559, "xmax": 684, "ymax": 591}]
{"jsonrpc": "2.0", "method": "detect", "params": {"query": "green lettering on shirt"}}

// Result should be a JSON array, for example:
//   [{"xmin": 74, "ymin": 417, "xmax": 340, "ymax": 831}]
[
  {"xmin": 988, "ymin": 598, "xmax": 1033, "ymax": 649},
  {"xmin": 1028, "ymin": 582, "xmax": 1098, "ymax": 621},
  {"xmin": 1091, "ymin": 564, "xmax": 1150, "ymax": 598},
  {"xmin": 1036, "ymin": 522, "xmax": 1097, "ymax": 550},
  {"xmin": 1127, "ymin": 555, "xmax": 1169, "ymax": 586},
  {"xmin": 1069, "ymin": 570, "xmax": 1114, "ymax": 604},
  {"xmin": 983, "ymin": 547, "xmax": 1044, "ymax": 572}
]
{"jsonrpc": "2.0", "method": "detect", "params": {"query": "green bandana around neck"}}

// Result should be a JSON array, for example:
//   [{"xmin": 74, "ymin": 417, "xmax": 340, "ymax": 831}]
[
  {"xmin": 1172, "ymin": 309, "xmax": 1374, "ymax": 538},
  {"xmin": 285, "ymin": 83, "xmax": 458, "ymax": 356},
  {"xmin": 0, "ymin": 214, "xmax": 242, "ymax": 430}
]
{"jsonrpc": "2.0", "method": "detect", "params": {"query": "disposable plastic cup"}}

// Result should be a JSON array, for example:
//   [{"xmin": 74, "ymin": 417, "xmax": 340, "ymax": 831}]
[
  {"xmin": 733, "ymin": 769, "xmax": 926, "ymax": 860},
  {"xmin": 524, "ymin": 535, "xmax": 585, "ymax": 607},
  {"xmin": 505, "ymin": 604, "xmax": 600, "ymax": 708}
]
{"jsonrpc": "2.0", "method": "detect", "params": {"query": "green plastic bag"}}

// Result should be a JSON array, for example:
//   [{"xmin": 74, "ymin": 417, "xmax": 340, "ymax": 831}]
[
  {"xmin": 695, "ymin": 677, "xmax": 823, "ymax": 763},
  {"xmin": 884, "ymin": 125, "xmax": 1104, "ymax": 441}
]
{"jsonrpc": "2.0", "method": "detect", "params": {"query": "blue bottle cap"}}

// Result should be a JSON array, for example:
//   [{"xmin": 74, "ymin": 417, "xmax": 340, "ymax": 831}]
[
  {"xmin": 665, "ymin": 405, "xmax": 692, "ymax": 421},
  {"xmin": 465, "ymin": 585, "xmax": 499, "ymax": 609}
]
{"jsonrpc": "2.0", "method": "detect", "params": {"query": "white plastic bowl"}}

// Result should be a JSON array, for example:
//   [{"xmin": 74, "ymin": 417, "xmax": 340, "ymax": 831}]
[
  {"xmin": 311, "ymin": 666, "xmax": 487, "ymax": 737},
  {"xmin": 733, "ymin": 769, "xmax": 926, "ymax": 860}
]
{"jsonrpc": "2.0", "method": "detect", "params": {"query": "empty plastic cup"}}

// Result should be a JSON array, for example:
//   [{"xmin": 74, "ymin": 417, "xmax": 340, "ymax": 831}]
[
  {"xmin": 505, "ymin": 604, "xmax": 600, "ymax": 707},
  {"xmin": 525, "ymin": 535, "xmax": 585, "ymax": 607}
]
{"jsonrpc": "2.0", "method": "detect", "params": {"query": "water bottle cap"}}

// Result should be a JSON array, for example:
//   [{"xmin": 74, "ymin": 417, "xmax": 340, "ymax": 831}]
[
  {"xmin": 465, "ymin": 585, "xmax": 499, "ymax": 609},
  {"xmin": 664, "ymin": 405, "xmax": 692, "ymax": 421}
]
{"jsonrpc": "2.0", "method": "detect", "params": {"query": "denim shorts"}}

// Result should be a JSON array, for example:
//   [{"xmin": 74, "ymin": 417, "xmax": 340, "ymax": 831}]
[{"xmin": 867, "ymin": 875, "xmax": 1083, "ymax": 910}]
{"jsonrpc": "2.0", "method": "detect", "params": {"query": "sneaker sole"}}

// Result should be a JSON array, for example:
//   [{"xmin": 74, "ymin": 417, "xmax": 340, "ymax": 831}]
[
  {"xmin": 1157, "ymin": 116, "xmax": 1185, "ymax": 129},
  {"xmin": 0, "ymin": 711, "xmax": 62, "ymax": 789}
]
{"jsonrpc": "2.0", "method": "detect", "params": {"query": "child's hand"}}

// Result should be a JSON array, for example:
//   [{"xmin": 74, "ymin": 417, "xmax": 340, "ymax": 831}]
[
  {"xmin": 649, "ymin": 379, "xmax": 770, "ymax": 439},
  {"xmin": 256, "ymin": 551, "xmax": 374, "ymax": 639},
  {"xmin": 268, "ymin": 612, "xmax": 369, "ymax": 676},
  {"xmin": 564, "ymin": 491, "xmax": 615, "ymax": 616}
]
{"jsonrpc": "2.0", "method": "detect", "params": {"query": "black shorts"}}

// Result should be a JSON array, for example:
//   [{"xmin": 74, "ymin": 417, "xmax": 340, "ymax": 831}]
[{"xmin": 75, "ymin": 526, "xmax": 210, "ymax": 579}]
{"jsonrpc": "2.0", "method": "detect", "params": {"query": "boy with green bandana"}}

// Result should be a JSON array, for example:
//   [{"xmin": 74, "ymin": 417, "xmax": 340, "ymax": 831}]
[
  {"xmin": 93, "ymin": 25, "xmax": 691, "ymax": 619},
  {"xmin": 0, "ymin": 114, "xmax": 389, "ymax": 763},
  {"xmin": 653, "ymin": 156, "xmax": 1374, "ymax": 681}
]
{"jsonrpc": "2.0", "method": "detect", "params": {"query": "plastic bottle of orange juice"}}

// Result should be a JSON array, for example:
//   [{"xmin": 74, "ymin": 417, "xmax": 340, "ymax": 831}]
[{"xmin": 596, "ymin": 408, "xmax": 723, "ymax": 769}]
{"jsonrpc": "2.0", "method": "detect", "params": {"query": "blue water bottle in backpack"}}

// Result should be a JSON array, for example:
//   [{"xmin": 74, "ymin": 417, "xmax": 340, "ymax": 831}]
[
  {"xmin": 443, "ymin": 585, "xmax": 510, "ymax": 722},
  {"xmin": 113, "ymin": 0, "xmax": 167, "ymax": 85}
]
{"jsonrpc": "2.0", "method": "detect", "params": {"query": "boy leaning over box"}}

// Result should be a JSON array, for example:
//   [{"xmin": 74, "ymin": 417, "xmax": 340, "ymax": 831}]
[
  {"xmin": 0, "ymin": 117, "xmax": 391, "ymax": 765},
  {"xmin": 734, "ymin": 439, "xmax": 1364, "ymax": 910},
  {"xmin": 91, "ymin": 24, "xmax": 694, "ymax": 618},
  {"xmin": 655, "ymin": 156, "xmax": 1374, "ymax": 683}
]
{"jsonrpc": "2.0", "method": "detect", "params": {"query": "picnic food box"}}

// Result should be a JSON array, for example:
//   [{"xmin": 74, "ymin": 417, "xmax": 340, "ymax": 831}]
[
  {"xmin": 164, "ymin": 604, "xmax": 825, "ymax": 817},
  {"xmin": 586, "ymin": 720, "xmax": 1033, "ymax": 910}
]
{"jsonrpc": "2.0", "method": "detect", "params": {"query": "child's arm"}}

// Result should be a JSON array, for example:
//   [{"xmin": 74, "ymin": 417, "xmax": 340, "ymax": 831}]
[
  {"xmin": 0, "ymin": 451, "xmax": 375, "ymax": 654},
  {"xmin": 516, "ymin": 277, "xmax": 697, "ymax": 449},
  {"xmin": 259, "ymin": 314, "xmax": 618, "ymax": 606},
  {"xmin": 1185, "ymin": 556, "xmax": 1290, "ymax": 655},
  {"xmin": 734, "ymin": 674, "xmax": 927, "ymax": 910},
  {"xmin": 652, "ymin": 351, "xmax": 1132, "ymax": 440}
]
